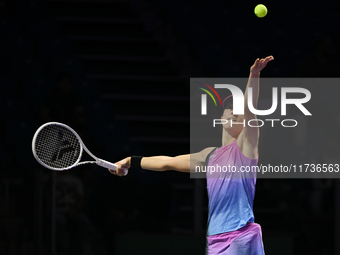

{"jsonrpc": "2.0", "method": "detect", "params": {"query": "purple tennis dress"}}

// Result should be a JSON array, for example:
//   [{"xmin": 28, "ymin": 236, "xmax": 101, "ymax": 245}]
[{"xmin": 206, "ymin": 140, "xmax": 264, "ymax": 255}]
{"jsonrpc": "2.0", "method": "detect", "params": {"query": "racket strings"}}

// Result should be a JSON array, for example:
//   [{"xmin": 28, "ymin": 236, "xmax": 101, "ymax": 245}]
[{"xmin": 35, "ymin": 125, "xmax": 81, "ymax": 169}]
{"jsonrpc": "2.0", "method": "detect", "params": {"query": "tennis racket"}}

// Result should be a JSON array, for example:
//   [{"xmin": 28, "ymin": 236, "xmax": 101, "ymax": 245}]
[{"xmin": 32, "ymin": 122, "xmax": 128, "ymax": 175}]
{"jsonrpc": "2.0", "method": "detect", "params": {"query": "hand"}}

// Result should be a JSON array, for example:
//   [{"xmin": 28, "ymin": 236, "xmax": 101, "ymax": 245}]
[
  {"xmin": 250, "ymin": 56, "xmax": 274, "ymax": 75},
  {"xmin": 109, "ymin": 157, "xmax": 131, "ymax": 176}
]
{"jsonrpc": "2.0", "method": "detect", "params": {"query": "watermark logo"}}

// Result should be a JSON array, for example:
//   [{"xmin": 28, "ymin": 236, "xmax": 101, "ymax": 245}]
[
  {"xmin": 198, "ymin": 83, "xmax": 312, "ymax": 127},
  {"xmin": 199, "ymin": 84, "xmax": 311, "ymax": 116},
  {"xmin": 197, "ymin": 82, "xmax": 223, "ymax": 115}
]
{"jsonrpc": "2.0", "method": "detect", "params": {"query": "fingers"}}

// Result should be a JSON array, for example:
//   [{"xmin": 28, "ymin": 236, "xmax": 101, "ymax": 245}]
[
  {"xmin": 108, "ymin": 157, "xmax": 130, "ymax": 177},
  {"xmin": 258, "ymin": 55, "xmax": 273, "ymax": 62},
  {"xmin": 251, "ymin": 58, "xmax": 260, "ymax": 70},
  {"xmin": 108, "ymin": 168, "xmax": 117, "ymax": 175},
  {"xmin": 263, "ymin": 55, "xmax": 274, "ymax": 63},
  {"xmin": 251, "ymin": 56, "xmax": 273, "ymax": 74},
  {"xmin": 116, "ymin": 167, "xmax": 127, "ymax": 176},
  {"xmin": 266, "ymin": 55, "xmax": 274, "ymax": 61},
  {"xmin": 258, "ymin": 55, "xmax": 274, "ymax": 67},
  {"xmin": 108, "ymin": 166, "xmax": 127, "ymax": 176}
]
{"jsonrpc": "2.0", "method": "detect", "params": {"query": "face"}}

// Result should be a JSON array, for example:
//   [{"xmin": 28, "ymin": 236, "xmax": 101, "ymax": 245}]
[{"xmin": 221, "ymin": 107, "xmax": 244, "ymax": 134}]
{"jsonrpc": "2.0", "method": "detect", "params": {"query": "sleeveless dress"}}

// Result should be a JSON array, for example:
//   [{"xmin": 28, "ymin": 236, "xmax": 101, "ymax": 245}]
[{"xmin": 206, "ymin": 140, "xmax": 265, "ymax": 255}]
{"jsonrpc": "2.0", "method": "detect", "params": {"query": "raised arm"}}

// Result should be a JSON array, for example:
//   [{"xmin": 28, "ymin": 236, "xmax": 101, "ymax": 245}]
[
  {"xmin": 110, "ymin": 147, "xmax": 215, "ymax": 176},
  {"xmin": 237, "ymin": 56, "xmax": 274, "ymax": 158}
]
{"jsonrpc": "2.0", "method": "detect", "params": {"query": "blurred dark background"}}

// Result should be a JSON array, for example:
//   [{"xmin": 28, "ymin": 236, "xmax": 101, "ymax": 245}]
[{"xmin": 0, "ymin": 0, "xmax": 340, "ymax": 254}]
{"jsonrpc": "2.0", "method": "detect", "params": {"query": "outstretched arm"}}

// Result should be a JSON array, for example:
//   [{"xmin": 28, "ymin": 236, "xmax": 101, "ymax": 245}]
[
  {"xmin": 110, "ymin": 147, "xmax": 215, "ymax": 176},
  {"xmin": 245, "ymin": 56, "xmax": 274, "ymax": 111},
  {"xmin": 238, "ymin": 56, "xmax": 274, "ymax": 158}
]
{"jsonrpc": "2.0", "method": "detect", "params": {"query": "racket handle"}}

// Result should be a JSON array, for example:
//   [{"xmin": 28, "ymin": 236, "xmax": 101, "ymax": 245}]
[{"xmin": 96, "ymin": 158, "xmax": 128, "ymax": 176}]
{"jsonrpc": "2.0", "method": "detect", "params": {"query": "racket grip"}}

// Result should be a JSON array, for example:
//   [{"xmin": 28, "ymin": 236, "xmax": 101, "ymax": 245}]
[{"xmin": 96, "ymin": 158, "xmax": 128, "ymax": 176}]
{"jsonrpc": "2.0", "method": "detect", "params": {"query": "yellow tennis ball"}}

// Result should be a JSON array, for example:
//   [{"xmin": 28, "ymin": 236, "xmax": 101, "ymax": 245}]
[{"xmin": 254, "ymin": 4, "xmax": 267, "ymax": 18}]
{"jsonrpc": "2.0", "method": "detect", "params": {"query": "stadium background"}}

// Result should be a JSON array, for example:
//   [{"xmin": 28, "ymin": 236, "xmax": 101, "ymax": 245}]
[{"xmin": 0, "ymin": 0, "xmax": 339, "ymax": 254}]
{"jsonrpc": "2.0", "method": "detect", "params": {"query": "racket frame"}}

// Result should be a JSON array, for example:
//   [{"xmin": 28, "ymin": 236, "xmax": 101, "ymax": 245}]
[{"xmin": 32, "ymin": 122, "xmax": 122, "ymax": 173}]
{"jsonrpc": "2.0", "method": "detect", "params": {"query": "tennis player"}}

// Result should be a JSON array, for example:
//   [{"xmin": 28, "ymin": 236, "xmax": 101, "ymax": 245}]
[{"xmin": 110, "ymin": 56, "xmax": 274, "ymax": 254}]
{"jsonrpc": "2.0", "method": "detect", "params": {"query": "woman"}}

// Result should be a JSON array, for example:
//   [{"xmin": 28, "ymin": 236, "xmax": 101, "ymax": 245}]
[{"xmin": 110, "ymin": 56, "xmax": 274, "ymax": 254}]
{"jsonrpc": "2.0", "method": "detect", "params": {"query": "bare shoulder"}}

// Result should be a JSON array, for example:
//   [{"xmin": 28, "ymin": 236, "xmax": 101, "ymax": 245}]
[{"xmin": 191, "ymin": 147, "xmax": 216, "ymax": 164}]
